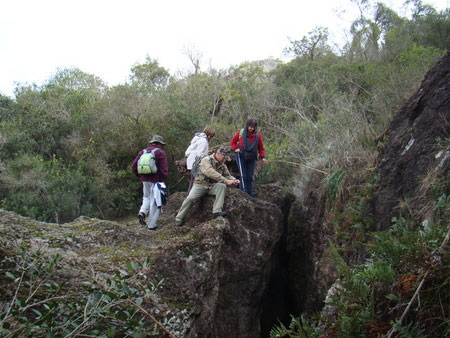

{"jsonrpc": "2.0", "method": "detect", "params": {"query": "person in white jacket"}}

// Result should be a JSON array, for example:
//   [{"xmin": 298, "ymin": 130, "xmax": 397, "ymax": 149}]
[{"xmin": 185, "ymin": 126, "xmax": 215, "ymax": 191}]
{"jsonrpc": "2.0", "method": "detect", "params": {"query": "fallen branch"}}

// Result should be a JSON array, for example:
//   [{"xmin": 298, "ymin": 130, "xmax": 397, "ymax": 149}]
[
  {"xmin": 128, "ymin": 300, "xmax": 176, "ymax": 338},
  {"xmin": 270, "ymin": 160, "xmax": 328, "ymax": 175}
]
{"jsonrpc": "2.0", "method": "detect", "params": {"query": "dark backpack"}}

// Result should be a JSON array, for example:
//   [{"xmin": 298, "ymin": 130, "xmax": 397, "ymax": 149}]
[
  {"xmin": 191, "ymin": 154, "xmax": 211, "ymax": 177},
  {"xmin": 137, "ymin": 148, "xmax": 158, "ymax": 174}
]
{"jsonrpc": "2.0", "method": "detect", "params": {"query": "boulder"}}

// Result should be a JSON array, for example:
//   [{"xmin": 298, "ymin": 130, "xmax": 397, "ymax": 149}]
[
  {"xmin": 374, "ymin": 51, "xmax": 450, "ymax": 230},
  {"xmin": 0, "ymin": 184, "xmax": 284, "ymax": 337}
]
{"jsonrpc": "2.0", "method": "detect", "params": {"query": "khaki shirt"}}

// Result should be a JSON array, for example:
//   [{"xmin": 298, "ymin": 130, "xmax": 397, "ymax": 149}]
[{"xmin": 194, "ymin": 155, "xmax": 236, "ymax": 189}]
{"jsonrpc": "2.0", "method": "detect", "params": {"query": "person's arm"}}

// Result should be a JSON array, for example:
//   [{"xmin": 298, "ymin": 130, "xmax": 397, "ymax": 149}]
[
  {"xmin": 222, "ymin": 164, "xmax": 237, "ymax": 181},
  {"xmin": 185, "ymin": 137, "xmax": 196, "ymax": 157},
  {"xmin": 157, "ymin": 149, "xmax": 169, "ymax": 181},
  {"xmin": 257, "ymin": 133, "xmax": 265, "ymax": 158},
  {"xmin": 199, "ymin": 157, "xmax": 226, "ymax": 182},
  {"xmin": 200, "ymin": 157, "xmax": 239, "ymax": 186},
  {"xmin": 258, "ymin": 133, "xmax": 267, "ymax": 164},
  {"xmin": 230, "ymin": 130, "xmax": 240, "ymax": 151}
]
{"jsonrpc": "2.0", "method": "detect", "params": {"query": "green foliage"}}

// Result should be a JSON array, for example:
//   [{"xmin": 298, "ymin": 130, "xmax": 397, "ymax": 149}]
[
  {"xmin": 0, "ymin": 247, "xmax": 178, "ymax": 337},
  {"xmin": 0, "ymin": 95, "xmax": 15, "ymax": 122},
  {"xmin": 324, "ymin": 168, "xmax": 347, "ymax": 209},
  {"xmin": 1, "ymin": 68, "xmax": 105, "ymax": 163},
  {"xmin": 130, "ymin": 56, "xmax": 170, "ymax": 91},
  {"xmin": 284, "ymin": 26, "xmax": 334, "ymax": 61},
  {"xmin": 273, "ymin": 190, "xmax": 450, "ymax": 337},
  {"xmin": 222, "ymin": 62, "xmax": 276, "ymax": 129},
  {"xmin": 390, "ymin": 320, "xmax": 427, "ymax": 338},
  {"xmin": 383, "ymin": 3, "xmax": 450, "ymax": 55},
  {"xmin": 254, "ymin": 139, "xmax": 292, "ymax": 184},
  {"xmin": 269, "ymin": 315, "xmax": 317, "ymax": 338},
  {"xmin": 272, "ymin": 56, "xmax": 383, "ymax": 176},
  {"xmin": 329, "ymin": 171, "xmax": 377, "ymax": 269},
  {"xmin": 0, "ymin": 2, "xmax": 448, "ymax": 336},
  {"xmin": 0, "ymin": 0, "xmax": 447, "ymax": 224},
  {"xmin": 0, "ymin": 153, "xmax": 118, "ymax": 223}
]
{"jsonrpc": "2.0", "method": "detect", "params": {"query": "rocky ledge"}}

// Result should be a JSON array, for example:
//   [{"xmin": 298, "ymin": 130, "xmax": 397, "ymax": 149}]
[{"xmin": 0, "ymin": 185, "xmax": 286, "ymax": 337}]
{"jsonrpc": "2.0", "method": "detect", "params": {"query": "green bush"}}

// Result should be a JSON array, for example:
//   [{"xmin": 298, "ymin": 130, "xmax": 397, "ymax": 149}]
[
  {"xmin": 0, "ymin": 1, "xmax": 447, "ymax": 223},
  {"xmin": 272, "ymin": 192, "xmax": 449, "ymax": 337},
  {"xmin": 0, "ymin": 154, "xmax": 112, "ymax": 223},
  {"xmin": 0, "ymin": 247, "xmax": 180, "ymax": 337}
]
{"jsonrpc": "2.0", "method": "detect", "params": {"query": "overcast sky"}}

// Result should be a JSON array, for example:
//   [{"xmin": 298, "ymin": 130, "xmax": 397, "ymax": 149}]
[{"xmin": 1, "ymin": 0, "xmax": 448, "ymax": 97}]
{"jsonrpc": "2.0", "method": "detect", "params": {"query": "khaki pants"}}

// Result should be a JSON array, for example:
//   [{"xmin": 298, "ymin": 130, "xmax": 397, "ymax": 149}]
[{"xmin": 175, "ymin": 182, "xmax": 226, "ymax": 221}]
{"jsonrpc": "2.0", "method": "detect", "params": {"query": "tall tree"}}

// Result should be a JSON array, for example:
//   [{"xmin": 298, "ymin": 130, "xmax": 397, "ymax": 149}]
[
  {"xmin": 130, "ymin": 56, "xmax": 170, "ymax": 91},
  {"xmin": 284, "ymin": 27, "xmax": 332, "ymax": 61},
  {"xmin": 344, "ymin": 0, "xmax": 382, "ymax": 61}
]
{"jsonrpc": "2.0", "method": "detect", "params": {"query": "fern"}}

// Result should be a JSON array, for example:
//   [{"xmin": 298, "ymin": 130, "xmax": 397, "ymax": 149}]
[
  {"xmin": 269, "ymin": 315, "xmax": 316, "ymax": 338},
  {"xmin": 391, "ymin": 320, "xmax": 427, "ymax": 338}
]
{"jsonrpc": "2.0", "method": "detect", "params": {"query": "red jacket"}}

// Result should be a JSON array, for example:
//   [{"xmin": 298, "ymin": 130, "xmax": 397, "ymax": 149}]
[
  {"xmin": 230, "ymin": 129, "xmax": 265, "ymax": 158},
  {"xmin": 131, "ymin": 145, "xmax": 169, "ymax": 183}
]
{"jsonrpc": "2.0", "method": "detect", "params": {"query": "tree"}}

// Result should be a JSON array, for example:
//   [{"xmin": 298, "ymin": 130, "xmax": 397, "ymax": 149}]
[
  {"xmin": 0, "ymin": 94, "xmax": 15, "ymax": 126},
  {"xmin": 182, "ymin": 44, "xmax": 203, "ymax": 74},
  {"xmin": 343, "ymin": 0, "xmax": 382, "ymax": 62},
  {"xmin": 345, "ymin": 1, "xmax": 449, "ymax": 61},
  {"xmin": 45, "ymin": 67, "xmax": 106, "ymax": 91},
  {"xmin": 130, "ymin": 56, "xmax": 170, "ymax": 91},
  {"xmin": 406, "ymin": 0, "xmax": 450, "ymax": 50},
  {"xmin": 284, "ymin": 27, "xmax": 332, "ymax": 61}
]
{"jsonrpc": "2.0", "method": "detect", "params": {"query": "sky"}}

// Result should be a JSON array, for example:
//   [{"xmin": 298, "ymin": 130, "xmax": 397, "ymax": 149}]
[{"xmin": 1, "ymin": 0, "xmax": 448, "ymax": 97}]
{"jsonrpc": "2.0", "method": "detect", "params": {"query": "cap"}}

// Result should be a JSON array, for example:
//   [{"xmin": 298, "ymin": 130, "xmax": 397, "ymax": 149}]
[
  {"xmin": 217, "ymin": 146, "xmax": 232, "ymax": 161},
  {"xmin": 149, "ymin": 135, "xmax": 166, "ymax": 145}
]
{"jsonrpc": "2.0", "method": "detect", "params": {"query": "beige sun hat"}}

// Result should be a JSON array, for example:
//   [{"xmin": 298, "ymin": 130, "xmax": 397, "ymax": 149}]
[{"xmin": 149, "ymin": 135, "xmax": 166, "ymax": 145}]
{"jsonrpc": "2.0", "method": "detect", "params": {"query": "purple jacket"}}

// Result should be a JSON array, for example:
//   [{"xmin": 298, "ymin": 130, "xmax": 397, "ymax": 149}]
[{"xmin": 131, "ymin": 145, "xmax": 169, "ymax": 183}]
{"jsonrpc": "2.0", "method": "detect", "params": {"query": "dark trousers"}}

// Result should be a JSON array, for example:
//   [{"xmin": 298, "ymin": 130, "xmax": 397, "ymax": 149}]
[{"xmin": 236, "ymin": 155, "xmax": 256, "ymax": 197}]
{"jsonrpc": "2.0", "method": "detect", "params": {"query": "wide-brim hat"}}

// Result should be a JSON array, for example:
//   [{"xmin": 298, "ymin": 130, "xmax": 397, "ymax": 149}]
[{"xmin": 149, "ymin": 135, "xmax": 166, "ymax": 145}]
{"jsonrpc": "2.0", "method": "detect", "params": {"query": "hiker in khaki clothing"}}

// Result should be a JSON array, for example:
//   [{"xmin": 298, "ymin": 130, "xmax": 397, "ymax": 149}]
[{"xmin": 175, "ymin": 146, "xmax": 239, "ymax": 226}]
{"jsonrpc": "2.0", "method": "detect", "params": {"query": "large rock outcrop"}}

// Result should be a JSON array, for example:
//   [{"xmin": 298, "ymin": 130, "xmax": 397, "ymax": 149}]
[
  {"xmin": 374, "ymin": 51, "xmax": 450, "ymax": 230},
  {"xmin": 152, "ymin": 186, "xmax": 286, "ymax": 337},
  {"xmin": 0, "ymin": 185, "xmax": 286, "ymax": 337}
]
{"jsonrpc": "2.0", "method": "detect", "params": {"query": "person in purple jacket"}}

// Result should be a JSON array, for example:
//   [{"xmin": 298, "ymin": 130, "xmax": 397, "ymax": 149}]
[{"xmin": 131, "ymin": 135, "xmax": 169, "ymax": 230}]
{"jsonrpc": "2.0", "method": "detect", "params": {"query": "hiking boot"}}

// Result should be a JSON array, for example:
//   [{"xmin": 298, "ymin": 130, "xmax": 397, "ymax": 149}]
[
  {"xmin": 147, "ymin": 225, "xmax": 161, "ymax": 231},
  {"xmin": 175, "ymin": 219, "xmax": 183, "ymax": 227},
  {"xmin": 138, "ymin": 212, "xmax": 146, "ymax": 225},
  {"xmin": 212, "ymin": 211, "xmax": 228, "ymax": 219}
]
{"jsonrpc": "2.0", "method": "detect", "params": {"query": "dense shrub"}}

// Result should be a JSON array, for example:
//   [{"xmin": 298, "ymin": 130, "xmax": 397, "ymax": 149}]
[{"xmin": 0, "ymin": 2, "xmax": 447, "ymax": 223}]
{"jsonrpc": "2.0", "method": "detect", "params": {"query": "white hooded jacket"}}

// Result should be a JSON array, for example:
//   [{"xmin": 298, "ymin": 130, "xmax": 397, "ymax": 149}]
[{"xmin": 185, "ymin": 132, "xmax": 209, "ymax": 170}]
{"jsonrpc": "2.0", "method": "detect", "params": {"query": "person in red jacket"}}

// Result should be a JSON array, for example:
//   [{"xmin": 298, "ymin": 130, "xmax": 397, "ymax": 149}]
[
  {"xmin": 131, "ymin": 135, "xmax": 169, "ymax": 230},
  {"xmin": 230, "ymin": 118, "xmax": 267, "ymax": 197}
]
